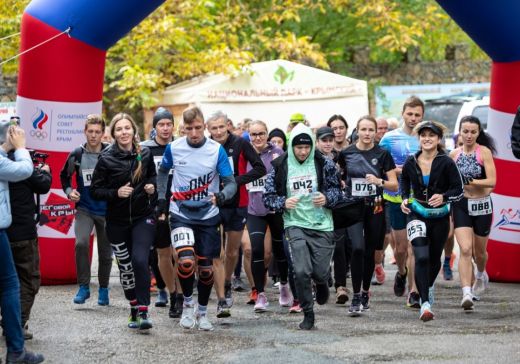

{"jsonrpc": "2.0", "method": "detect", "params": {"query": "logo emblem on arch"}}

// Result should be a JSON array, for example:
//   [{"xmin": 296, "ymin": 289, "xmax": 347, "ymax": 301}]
[{"xmin": 32, "ymin": 108, "xmax": 48, "ymax": 130}]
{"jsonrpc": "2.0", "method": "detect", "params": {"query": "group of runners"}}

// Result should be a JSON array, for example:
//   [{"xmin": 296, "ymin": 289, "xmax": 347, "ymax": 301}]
[{"xmin": 63, "ymin": 95, "xmax": 496, "ymax": 332}]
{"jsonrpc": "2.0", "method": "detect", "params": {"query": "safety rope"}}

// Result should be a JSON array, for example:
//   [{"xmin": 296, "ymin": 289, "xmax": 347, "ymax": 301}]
[
  {"xmin": 0, "ymin": 32, "xmax": 21, "ymax": 41},
  {"xmin": 0, "ymin": 27, "xmax": 71, "ymax": 66}
]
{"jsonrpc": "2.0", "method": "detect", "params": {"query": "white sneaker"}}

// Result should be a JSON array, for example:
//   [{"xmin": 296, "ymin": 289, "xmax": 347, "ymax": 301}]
[
  {"xmin": 472, "ymin": 271, "xmax": 489, "ymax": 296},
  {"xmin": 196, "ymin": 313, "xmax": 214, "ymax": 331},
  {"xmin": 254, "ymin": 292, "xmax": 269, "ymax": 312},
  {"xmin": 419, "ymin": 302, "xmax": 434, "ymax": 322},
  {"xmin": 278, "ymin": 283, "xmax": 293, "ymax": 307},
  {"xmin": 180, "ymin": 305, "xmax": 196, "ymax": 329},
  {"xmin": 461, "ymin": 293, "xmax": 474, "ymax": 311}
]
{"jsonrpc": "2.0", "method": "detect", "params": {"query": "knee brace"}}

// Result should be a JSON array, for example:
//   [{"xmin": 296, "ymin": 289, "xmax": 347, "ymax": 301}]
[
  {"xmin": 171, "ymin": 227, "xmax": 196, "ymax": 279},
  {"xmin": 197, "ymin": 256, "xmax": 214, "ymax": 286}
]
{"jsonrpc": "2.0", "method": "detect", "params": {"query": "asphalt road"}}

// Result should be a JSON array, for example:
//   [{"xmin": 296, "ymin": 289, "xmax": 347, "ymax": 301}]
[{"xmin": 2, "ymin": 251, "xmax": 520, "ymax": 364}]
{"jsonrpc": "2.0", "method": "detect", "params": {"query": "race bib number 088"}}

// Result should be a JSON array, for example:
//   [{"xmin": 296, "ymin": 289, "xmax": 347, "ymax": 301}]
[
  {"xmin": 351, "ymin": 178, "xmax": 376, "ymax": 197},
  {"xmin": 406, "ymin": 220, "xmax": 427, "ymax": 241},
  {"xmin": 468, "ymin": 196, "xmax": 492, "ymax": 216},
  {"xmin": 246, "ymin": 176, "xmax": 266, "ymax": 192},
  {"xmin": 171, "ymin": 227, "xmax": 195, "ymax": 248}
]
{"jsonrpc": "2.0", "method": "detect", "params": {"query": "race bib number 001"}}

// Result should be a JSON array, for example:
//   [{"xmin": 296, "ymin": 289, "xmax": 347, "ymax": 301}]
[
  {"xmin": 406, "ymin": 220, "xmax": 427, "ymax": 241},
  {"xmin": 247, "ymin": 176, "xmax": 266, "ymax": 192},
  {"xmin": 289, "ymin": 175, "xmax": 315, "ymax": 196},
  {"xmin": 82, "ymin": 169, "xmax": 94, "ymax": 187},
  {"xmin": 351, "ymin": 178, "xmax": 376, "ymax": 197},
  {"xmin": 468, "ymin": 196, "xmax": 492, "ymax": 216},
  {"xmin": 171, "ymin": 227, "xmax": 195, "ymax": 248}
]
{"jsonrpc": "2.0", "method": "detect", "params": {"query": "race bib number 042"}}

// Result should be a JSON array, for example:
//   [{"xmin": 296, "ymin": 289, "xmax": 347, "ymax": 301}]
[
  {"xmin": 351, "ymin": 178, "xmax": 376, "ymax": 197},
  {"xmin": 171, "ymin": 227, "xmax": 195, "ymax": 248},
  {"xmin": 468, "ymin": 196, "xmax": 492, "ymax": 216},
  {"xmin": 406, "ymin": 220, "xmax": 427, "ymax": 241},
  {"xmin": 289, "ymin": 175, "xmax": 315, "ymax": 196}
]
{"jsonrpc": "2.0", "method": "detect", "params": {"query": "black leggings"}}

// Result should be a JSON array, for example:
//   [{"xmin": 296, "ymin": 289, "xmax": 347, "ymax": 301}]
[
  {"xmin": 408, "ymin": 212, "xmax": 450, "ymax": 304},
  {"xmin": 247, "ymin": 213, "xmax": 288, "ymax": 293},
  {"xmin": 332, "ymin": 228, "xmax": 352, "ymax": 288},
  {"xmin": 347, "ymin": 204, "xmax": 385, "ymax": 293},
  {"xmin": 106, "ymin": 216, "xmax": 156, "ymax": 306}
]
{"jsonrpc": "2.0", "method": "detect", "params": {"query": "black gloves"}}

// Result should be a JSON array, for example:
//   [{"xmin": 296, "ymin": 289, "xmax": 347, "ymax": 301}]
[
  {"xmin": 214, "ymin": 192, "xmax": 226, "ymax": 207},
  {"xmin": 155, "ymin": 199, "xmax": 169, "ymax": 218}
]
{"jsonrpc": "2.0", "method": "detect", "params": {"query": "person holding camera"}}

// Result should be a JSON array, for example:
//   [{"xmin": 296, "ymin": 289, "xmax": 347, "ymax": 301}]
[
  {"xmin": 0, "ymin": 124, "xmax": 45, "ymax": 363},
  {"xmin": 60, "ymin": 115, "xmax": 112, "ymax": 306},
  {"xmin": 7, "ymin": 149, "xmax": 51, "ymax": 341}
]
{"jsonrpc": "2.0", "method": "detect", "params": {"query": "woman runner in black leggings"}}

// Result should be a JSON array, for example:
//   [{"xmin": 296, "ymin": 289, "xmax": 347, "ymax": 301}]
[
  {"xmin": 338, "ymin": 115, "xmax": 398, "ymax": 316},
  {"xmin": 400, "ymin": 120, "xmax": 463, "ymax": 322}
]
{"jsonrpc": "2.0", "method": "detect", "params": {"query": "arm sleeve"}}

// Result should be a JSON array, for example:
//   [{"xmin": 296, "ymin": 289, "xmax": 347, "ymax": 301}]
[
  {"xmin": 0, "ymin": 149, "xmax": 33, "ymax": 182},
  {"xmin": 322, "ymin": 159, "xmax": 344, "ymax": 208},
  {"xmin": 443, "ymin": 159, "xmax": 464, "ymax": 203},
  {"xmin": 235, "ymin": 142, "xmax": 267, "ymax": 185},
  {"xmin": 262, "ymin": 169, "xmax": 286, "ymax": 213},
  {"xmin": 59, "ymin": 152, "xmax": 75, "ymax": 195},
  {"xmin": 220, "ymin": 174, "xmax": 237, "ymax": 202},
  {"xmin": 28, "ymin": 169, "xmax": 52, "ymax": 194},
  {"xmin": 90, "ymin": 158, "xmax": 118, "ymax": 201},
  {"xmin": 399, "ymin": 159, "xmax": 412, "ymax": 200},
  {"xmin": 216, "ymin": 146, "xmax": 233, "ymax": 177}
]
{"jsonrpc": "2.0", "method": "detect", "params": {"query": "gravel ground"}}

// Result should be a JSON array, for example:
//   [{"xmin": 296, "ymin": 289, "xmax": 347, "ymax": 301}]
[{"xmin": 2, "ymin": 249, "xmax": 520, "ymax": 364}]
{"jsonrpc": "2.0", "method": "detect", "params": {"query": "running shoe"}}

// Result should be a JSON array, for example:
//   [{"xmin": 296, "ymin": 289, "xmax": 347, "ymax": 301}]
[
  {"xmin": 374, "ymin": 264, "xmax": 386, "ymax": 285},
  {"xmin": 128, "ymin": 306, "xmax": 139, "ymax": 329},
  {"xmin": 169, "ymin": 293, "xmax": 183, "ymax": 318},
  {"xmin": 442, "ymin": 260, "xmax": 453, "ymax": 281},
  {"xmin": 73, "ymin": 285, "xmax": 90, "ymax": 304},
  {"xmin": 428, "ymin": 285, "xmax": 435, "ymax": 306},
  {"xmin": 419, "ymin": 302, "xmax": 434, "ymax": 322},
  {"xmin": 180, "ymin": 305, "xmax": 196, "ymax": 329},
  {"xmin": 247, "ymin": 288, "xmax": 258, "ymax": 305},
  {"xmin": 224, "ymin": 281, "xmax": 234, "ymax": 307},
  {"xmin": 98, "ymin": 287, "xmax": 109, "ymax": 306},
  {"xmin": 254, "ymin": 292, "xmax": 269, "ymax": 312},
  {"xmin": 315, "ymin": 283, "xmax": 330, "ymax": 305},
  {"xmin": 196, "ymin": 313, "xmax": 214, "ymax": 331},
  {"xmin": 278, "ymin": 283, "xmax": 293, "ymax": 307},
  {"xmin": 289, "ymin": 300, "xmax": 303, "ymax": 313},
  {"xmin": 299, "ymin": 310, "xmax": 315, "ymax": 330},
  {"xmin": 335, "ymin": 286, "xmax": 349, "ymax": 304},
  {"xmin": 216, "ymin": 299, "xmax": 231, "ymax": 318},
  {"xmin": 232, "ymin": 276, "xmax": 247, "ymax": 292},
  {"xmin": 5, "ymin": 349, "xmax": 44, "ymax": 364},
  {"xmin": 461, "ymin": 293, "xmax": 474, "ymax": 311},
  {"xmin": 393, "ymin": 268, "xmax": 407, "ymax": 297},
  {"xmin": 407, "ymin": 291, "xmax": 421, "ymax": 309},
  {"xmin": 348, "ymin": 294, "xmax": 362, "ymax": 317},
  {"xmin": 472, "ymin": 271, "xmax": 489, "ymax": 296},
  {"xmin": 138, "ymin": 308, "xmax": 153, "ymax": 330},
  {"xmin": 361, "ymin": 291, "xmax": 370, "ymax": 312},
  {"xmin": 155, "ymin": 289, "xmax": 168, "ymax": 307}
]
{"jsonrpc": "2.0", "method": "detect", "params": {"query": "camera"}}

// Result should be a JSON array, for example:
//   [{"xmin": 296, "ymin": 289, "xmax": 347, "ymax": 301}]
[{"xmin": 29, "ymin": 149, "xmax": 49, "ymax": 169}]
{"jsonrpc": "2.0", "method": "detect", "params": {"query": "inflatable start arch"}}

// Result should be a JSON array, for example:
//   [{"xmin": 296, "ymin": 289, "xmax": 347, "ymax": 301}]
[{"xmin": 17, "ymin": 0, "xmax": 520, "ymax": 283}]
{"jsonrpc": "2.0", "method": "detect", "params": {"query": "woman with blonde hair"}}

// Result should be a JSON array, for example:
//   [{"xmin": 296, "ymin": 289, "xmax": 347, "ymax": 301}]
[{"xmin": 91, "ymin": 113, "xmax": 158, "ymax": 330}]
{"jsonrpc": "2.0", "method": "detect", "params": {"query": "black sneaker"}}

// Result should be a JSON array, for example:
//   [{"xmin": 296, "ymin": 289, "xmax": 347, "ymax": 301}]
[
  {"xmin": 406, "ymin": 291, "xmax": 421, "ymax": 309},
  {"xmin": 6, "ymin": 349, "xmax": 44, "ymax": 364},
  {"xmin": 169, "ymin": 293, "xmax": 184, "ymax": 318},
  {"xmin": 138, "ymin": 309, "xmax": 152, "ymax": 330},
  {"xmin": 315, "ymin": 283, "xmax": 330, "ymax": 305},
  {"xmin": 299, "ymin": 310, "xmax": 315, "ymax": 330},
  {"xmin": 232, "ymin": 277, "xmax": 246, "ymax": 292},
  {"xmin": 361, "ymin": 291, "xmax": 370, "ymax": 311},
  {"xmin": 393, "ymin": 267, "xmax": 408, "ymax": 297},
  {"xmin": 216, "ymin": 299, "xmax": 231, "ymax": 318},
  {"xmin": 348, "ymin": 294, "xmax": 362, "ymax": 317},
  {"xmin": 224, "ymin": 281, "xmax": 234, "ymax": 307}
]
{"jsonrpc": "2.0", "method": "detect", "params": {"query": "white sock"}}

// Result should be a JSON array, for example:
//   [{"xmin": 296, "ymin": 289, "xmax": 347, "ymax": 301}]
[
  {"xmin": 476, "ymin": 271, "xmax": 484, "ymax": 279},
  {"xmin": 184, "ymin": 295, "xmax": 194, "ymax": 307},
  {"xmin": 462, "ymin": 286, "xmax": 471, "ymax": 296},
  {"xmin": 198, "ymin": 304, "xmax": 207, "ymax": 316}
]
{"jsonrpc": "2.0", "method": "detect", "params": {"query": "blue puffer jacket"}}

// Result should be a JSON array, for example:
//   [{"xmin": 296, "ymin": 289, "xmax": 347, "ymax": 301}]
[{"xmin": 0, "ymin": 148, "xmax": 33, "ymax": 229}]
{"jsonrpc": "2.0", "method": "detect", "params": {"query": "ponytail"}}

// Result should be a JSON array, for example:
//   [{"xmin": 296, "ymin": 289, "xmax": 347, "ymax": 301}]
[{"xmin": 132, "ymin": 138, "xmax": 143, "ymax": 183}]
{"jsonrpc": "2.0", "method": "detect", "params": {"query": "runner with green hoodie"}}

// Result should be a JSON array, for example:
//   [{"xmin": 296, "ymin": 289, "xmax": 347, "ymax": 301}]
[{"xmin": 263, "ymin": 123, "xmax": 343, "ymax": 330}]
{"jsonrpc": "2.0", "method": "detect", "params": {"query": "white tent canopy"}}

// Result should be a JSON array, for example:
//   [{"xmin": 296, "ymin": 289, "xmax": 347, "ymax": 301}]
[{"xmin": 155, "ymin": 60, "xmax": 368, "ymax": 131}]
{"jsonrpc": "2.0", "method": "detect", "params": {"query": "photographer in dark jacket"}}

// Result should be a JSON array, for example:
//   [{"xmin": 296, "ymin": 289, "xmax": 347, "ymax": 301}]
[
  {"xmin": 90, "ymin": 113, "xmax": 157, "ymax": 331},
  {"xmin": 7, "ymin": 153, "xmax": 51, "ymax": 340}
]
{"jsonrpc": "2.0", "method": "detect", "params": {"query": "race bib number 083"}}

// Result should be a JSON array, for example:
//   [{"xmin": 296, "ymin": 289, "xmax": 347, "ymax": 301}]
[
  {"xmin": 406, "ymin": 220, "xmax": 427, "ymax": 241},
  {"xmin": 171, "ymin": 227, "xmax": 195, "ymax": 248},
  {"xmin": 351, "ymin": 178, "xmax": 376, "ymax": 197},
  {"xmin": 468, "ymin": 196, "xmax": 492, "ymax": 216}
]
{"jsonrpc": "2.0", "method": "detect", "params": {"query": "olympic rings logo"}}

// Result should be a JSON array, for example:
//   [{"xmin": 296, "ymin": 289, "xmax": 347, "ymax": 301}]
[{"xmin": 30, "ymin": 129, "xmax": 48, "ymax": 140}]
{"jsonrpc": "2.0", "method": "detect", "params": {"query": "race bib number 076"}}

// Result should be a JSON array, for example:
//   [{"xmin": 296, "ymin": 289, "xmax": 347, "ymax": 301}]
[
  {"xmin": 468, "ymin": 196, "xmax": 492, "ymax": 216},
  {"xmin": 406, "ymin": 220, "xmax": 427, "ymax": 241},
  {"xmin": 351, "ymin": 178, "xmax": 376, "ymax": 197},
  {"xmin": 171, "ymin": 227, "xmax": 195, "ymax": 248}
]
